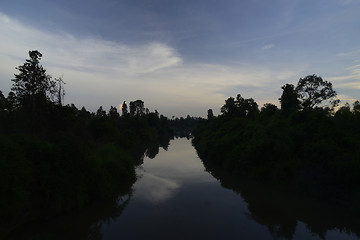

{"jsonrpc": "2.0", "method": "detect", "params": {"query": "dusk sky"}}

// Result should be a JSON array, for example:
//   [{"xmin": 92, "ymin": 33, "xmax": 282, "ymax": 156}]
[{"xmin": 1, "ymin": 0, "xmax": 360, "ymax": 117}]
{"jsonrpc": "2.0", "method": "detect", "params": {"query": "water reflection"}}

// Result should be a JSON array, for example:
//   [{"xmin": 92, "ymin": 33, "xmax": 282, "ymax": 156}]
[
  {"xmin": 4, "ymin": 193, "xmax": 131, "ymax": 240},
  {"xmin": 202, "ymin": 160, "xmax": 360, "ymax": 240},
  {"xmin": 6, "ymin": 139, "xmax": 360, "ymax": 240},
  {"xmin": 134, "ymin": 171, "xmax": 180, "ymax": 203},
  {"xmin": 4, "ymin": 137, "xmax": 172, "ymax": 240}
]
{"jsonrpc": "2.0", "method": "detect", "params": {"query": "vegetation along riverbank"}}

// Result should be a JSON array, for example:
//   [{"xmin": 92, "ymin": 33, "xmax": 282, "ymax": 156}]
[
  {"xmin": 192, "ymin": 74, "xmax": 360, "ymax": 210},
  {"xmin": 0, "ymin": 50, "xmax": 174, "ymax": 236}
]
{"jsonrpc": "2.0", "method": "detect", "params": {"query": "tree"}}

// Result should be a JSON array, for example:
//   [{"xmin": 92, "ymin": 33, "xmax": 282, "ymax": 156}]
[
  {"xmin": 207, "ymin": 109, "xmax": 214, "ymax": 119},
  {"xmin": 54, "ymin": 77, "xmax": 66, "ymax": 106},
  {"xmin": 335, "ymin": 102, "xmax": 352, "ymax": 122},
  {"xmin": 353, "ymin": 100, "xmax": 360, "ymax": 113},
  {"xmin": 279, "ymin": 84, "xmax": 299, "ymax": 114},
  {"xmin": 108, "ymin": 106, "xmax": 120, "ymax": 119},
  {"xmin": 122, "ymin": 101, "xmax": 128, "ymax": 116},
  {"xmin": 220, "ymin": 97, "xmax": 237, "ymax": 116},
  {"xmin": 145, "ymin": 108, "xmax": 150, "ymax": 115},
  {"xmin": 11, "ymin": 50, "xmax": 55, "ymax": 110},
  {"xmin": 235, "ymin": 94, "xmax": 259, "ymax": 118},
  {"xmin": 221, "ymin": 94, "xmax": 259, "ymax": 118},
  {"xmin": 0, "ymin": 91, "xmax": 5, "ymax": 112},
  {"xmin": 260, "ymin": 103, "xmax": 278, "ymax": 118},
  {"xmin": 96, "ymin": 106, "xmax": 106, "ymax": 118},
  {"xmin": 295, "ymin": 74, "xmax": 339, "ymax": 109},
  {"xmin": 129, "ymin": 100, "xmax": 144, "ymax": 116},
  {"xmin": 6, "ymin": 92, "xmax": 16, "ymax": 111}
]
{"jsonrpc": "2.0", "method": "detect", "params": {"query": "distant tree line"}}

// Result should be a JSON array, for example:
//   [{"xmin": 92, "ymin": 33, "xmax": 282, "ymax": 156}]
[
  {"xmin": 192, "ymin": 74, "xmax": 360, "ymax": 208},
  {"xmin": 168, "ymin": 115, "xmax": 202, "ymax": 138},
  {"xmin": 0, "ymin": 50, "xmax": 173, "ymax": 236}
]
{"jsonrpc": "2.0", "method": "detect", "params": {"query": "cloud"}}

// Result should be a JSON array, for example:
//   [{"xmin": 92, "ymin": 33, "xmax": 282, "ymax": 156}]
[
  {"xmin": 262, "ymin": 44, "xmax": 275, "ymax": 50},
  {"xmin": 0, "ymin": 12, "xmax": 304, "ymax": 117},
  {"xmin": 336, "ymin": 49, "xmax": 360, "ymax": 57},
  {"xmin": 337, "ymin": 94, "xmax": 358, "ymax": 103},
  {"xmin": 328, "ymin": 64, "xmax": 360, "ymax": 84},
  {"xmin": 0, "ymin": 12, "xmax": 182, "ymax": 76}
]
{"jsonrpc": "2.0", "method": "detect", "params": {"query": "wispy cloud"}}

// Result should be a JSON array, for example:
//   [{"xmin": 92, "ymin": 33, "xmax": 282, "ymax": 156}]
[
  {"xmin": 336, "ymin": 49, "xmax": 360, "ymax": 57},
  {"xmin": 337, "ymin": 94, "xmax": 359, "ymax": 103},
  {"xmin": 0, "ymin": 12, "xmax": 182, "ymax": 76},
  {"xmin": 328, "ymin": 64, "xmax": 360, "ymax": 83},
  {"xmin": 262, "ymin": 44, "xmax": 275, "ymax": 50}
]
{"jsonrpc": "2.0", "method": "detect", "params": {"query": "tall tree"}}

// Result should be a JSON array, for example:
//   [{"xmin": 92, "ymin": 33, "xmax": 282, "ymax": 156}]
[
  {"xmin": 353, "ymin": 100, "xmax": 360, "ymax": 113},
  {"xmin": 221, "ymin": 94, "xmax": 258, "ymax": 118},
  {"xmin": 279, "ymin": 84, "xmax": 300, "ymax": 114},
  {"xmin": 220, "ymin": 97, "xmax": 237, "ymax": 117},
  {"xmin": 54, "ymin": 76, "xmax": 66, "ymax": 106},
  {"xmin": 11, "ymin": 50, "xmax": 55, "ymax": 110},
  {"xmin": 295, "ymin": 74, "xmax": 339, "ymax": 109},
  {"xmin": 129, "ymin": 100, "xmax": 144, "ymax": 116},
  {"xmin": 96, "ymin": 106, "xmax": 106, "ymax": 118},
  {"xmin": 6, "ymin": 92, "xmax": 16, "ymax": 112},
  {"xmin": 260, "ymin": 103, "xmax": 278, "ymax": 118},
  {"xmin": 207, "ymin": 109, "xmax": 214, "ymax": 119},
  {"xmin": 235, "ymin": 94, "xmax": 259, "ymax": 118},
  {"xmin": 0, "ymin": 91, "xmax": 5, "ymax": 112},
  {"xmin": 108, "ymin": 106, "xmax": 120, "ymax": 119},
  {"xmin": 122, "ymin": 101, "xmax": 128, "ymax": 116}
]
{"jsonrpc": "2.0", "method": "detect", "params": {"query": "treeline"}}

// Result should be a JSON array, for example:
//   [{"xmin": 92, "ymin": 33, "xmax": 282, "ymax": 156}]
[
  {"xmin": 169, "ymin": 115, "xmax": 202, "ymax": 138},
  {"xmin": 192, "ymin": 74, "xmax": 360, "ymax": 207},
  {"xmin": 0, "ymin": 51, "xmax": 173, "ymax": 235}
]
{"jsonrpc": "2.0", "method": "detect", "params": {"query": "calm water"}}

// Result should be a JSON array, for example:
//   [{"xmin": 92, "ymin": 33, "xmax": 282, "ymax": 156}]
[
  {"xmin": 7, "ymin": 138, "xmax": 360, "ymax": 239},
  {"xmin": 101, "ymin": 138, "xmax": 359, "ymax": 240}
]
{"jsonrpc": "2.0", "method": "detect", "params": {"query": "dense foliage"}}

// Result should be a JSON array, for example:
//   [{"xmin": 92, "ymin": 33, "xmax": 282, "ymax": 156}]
[
  {"xmin": 0, "ymin": 51, "xmax": 173, "ymax": 235},
  {"xmin": 193, "ymin": 76, "xmax": 360, "ymax": 206}
]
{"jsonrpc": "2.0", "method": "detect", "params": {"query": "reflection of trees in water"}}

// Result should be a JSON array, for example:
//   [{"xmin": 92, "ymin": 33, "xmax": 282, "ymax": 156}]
[
  {"xmin": 5, "ymin": 192, "xmax": 132, "ymax": 240},
  {"xmin": 145, "ymin": 136, "xmax": 172, "ymax": 159},
  {"xmin": 201, "ymin": 160, "xmax": 360, "ymax": 240},
  {"xmin": 4, "ymin": 134, "xmax": 175, "ymax": 240}
]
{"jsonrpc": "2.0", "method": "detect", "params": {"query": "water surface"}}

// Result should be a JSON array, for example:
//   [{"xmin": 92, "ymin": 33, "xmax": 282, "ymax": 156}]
[
  {"xmin": 6, "ymin": 138, "xmax": 360, "ymax": 239},
  {"xmin": 101, "ymin": 138, "xmax": 359, "ymax": 240}
]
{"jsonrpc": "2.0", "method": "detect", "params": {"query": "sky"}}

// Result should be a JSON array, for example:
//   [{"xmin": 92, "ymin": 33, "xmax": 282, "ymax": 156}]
[{"xmin": 1, "ymin": 0, "xmax": 360, "ymax": 117}]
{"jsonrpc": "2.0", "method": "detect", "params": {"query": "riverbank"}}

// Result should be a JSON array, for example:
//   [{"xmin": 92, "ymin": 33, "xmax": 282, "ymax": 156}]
[
  {"xmin": 192, "ymin": 107, "xmax": 360, "ymax": 212},
  {"xmin": 0, "ymin": 103, "xmax": 173, "ymax": 238}
]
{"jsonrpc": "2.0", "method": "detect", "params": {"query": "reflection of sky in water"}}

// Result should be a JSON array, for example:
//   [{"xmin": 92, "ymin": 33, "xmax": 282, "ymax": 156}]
[
  {"xmin": 101, "ymin": 138, "xmax": 360, "ymax": 240},
  {"xmin": 139, "ymin": 138, "xmax": 216, "ymax": 183},
  {"xmin": 133, "ymin": 138, "xmax": 216, "ymax": 204},
  {"xmin": 134, "ymin": 172, "xmax": 180, "ymax": 203}
]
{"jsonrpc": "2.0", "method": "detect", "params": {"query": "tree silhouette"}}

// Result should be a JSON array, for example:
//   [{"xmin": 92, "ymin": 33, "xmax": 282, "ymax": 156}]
[
  {"xmin": 0, "ymin": 91, "xmax": 5, "ymax": 112},
  {"xmin": 295, "ymin": 74, "xmax": 339, "ymax": 109},
  {"xmin": 235, "ymin": 94, "xmax": 259, "ymax": 118},
  {"xmin": 96, "ymin": 106, "xmax": 106, "ymax": 117},
  {"xmin": 11, "ymin": 50, "xmax": 55, "ymax": 111},
  {"xmin": 221, "ymin": 96, "xmax": 237, "ymax": 117},
  {"xmin": 122, "ymin": 101, "xmax": 128, "ymax": 116},
  {"xmin": 108, "ymin": 106, "xmax": 120, "ymax": 119},
  {"xmin": 207, "ymin": 109, "xmax": 214, "ymax": 119},
  {"xmin": 260, "ymin": 103, "xmax": 278, "ymax": 118},
  {"xmin": 353, "ymin": 100, "xmax": 360, "ymax": 113},
  {"xmin": 221, "ymin": 94, "xmax": 259, "ymax": 118},
  {"xmin": 279, "ymin": 84, "xmax": 299, "ymax": 114},
  {"xmin": 54, "ymin": 76, "xmax": 66, "ymax": 106},
  {"xmin": 6, "ymin": 92, "xmax": 16, "ymax": 111},
  {"xmin": 129, "ymin": 100, "xmax": 144, "ymax": 116}
]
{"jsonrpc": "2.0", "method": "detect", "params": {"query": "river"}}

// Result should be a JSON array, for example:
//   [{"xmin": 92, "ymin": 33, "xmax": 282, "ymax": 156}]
[{"xmin": 6, "ymin": 138, "xmax": 360, "ymax": 239}]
